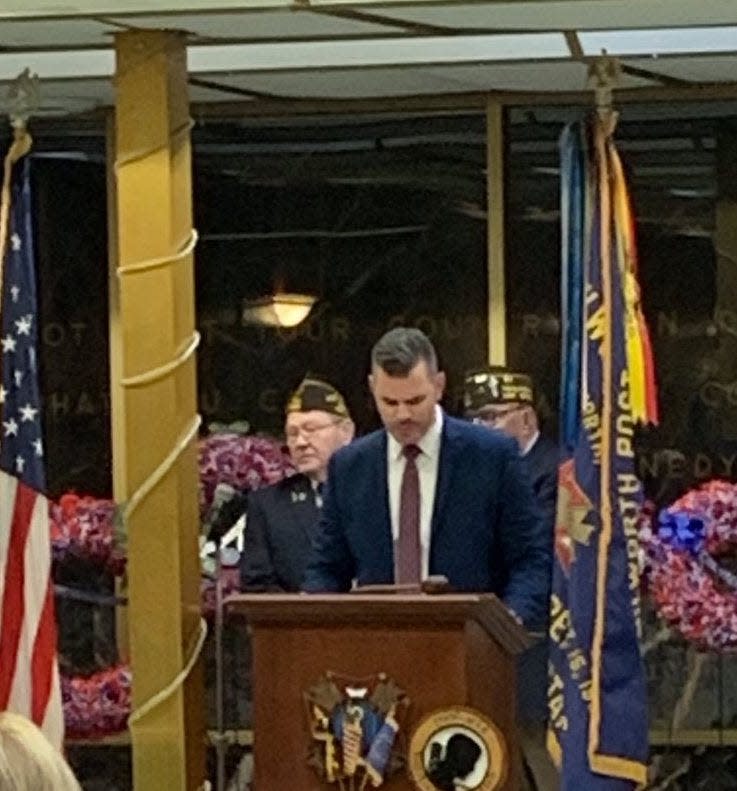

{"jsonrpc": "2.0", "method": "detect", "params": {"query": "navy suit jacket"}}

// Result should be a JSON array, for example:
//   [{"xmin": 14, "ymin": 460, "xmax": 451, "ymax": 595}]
[
  {"xmin": 240, "ymin": 474, "xmax": 320, "ymax": 592},
  {"xmin": 303, "ymin": 414, "xmax": 550, "ymax": 629},
  {"xmin": 525, "ymin": 433, "xmax": 558, "ymax": 545}
]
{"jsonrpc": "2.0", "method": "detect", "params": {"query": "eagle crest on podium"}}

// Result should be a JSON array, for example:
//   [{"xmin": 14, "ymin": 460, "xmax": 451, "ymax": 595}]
[{"xmin": 304, "ymin": 672, "xmax": 408, "ymax": 787}]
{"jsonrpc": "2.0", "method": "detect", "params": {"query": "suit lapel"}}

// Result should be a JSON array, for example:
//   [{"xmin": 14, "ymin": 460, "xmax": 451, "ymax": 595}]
[
  {"xmin": 375, "ymin": 429, "xmax": 393, "ymax": 545},
  {"xmin": 367, "ymin": 430, "xmax": 394, "ymax": 580},
  {"xmin": 430, "ymin": 416, "xmax": 462, "ymax": 547}
]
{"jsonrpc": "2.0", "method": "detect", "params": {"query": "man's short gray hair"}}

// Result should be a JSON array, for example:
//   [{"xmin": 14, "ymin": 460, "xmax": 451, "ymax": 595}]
[{"xmin": 370, "ymin": 327, "xmax": 438, "ymax": 377}]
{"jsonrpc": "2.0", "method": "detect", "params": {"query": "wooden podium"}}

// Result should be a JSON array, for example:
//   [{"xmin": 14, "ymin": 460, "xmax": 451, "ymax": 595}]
[{"xmin": 227, "ymin": 593, "xmax": 531, "ymax": 791}]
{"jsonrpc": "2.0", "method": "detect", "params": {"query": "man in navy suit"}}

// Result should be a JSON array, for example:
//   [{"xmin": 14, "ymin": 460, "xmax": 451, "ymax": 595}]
[
  {"xmin": 240, "ymin": 378, "xmax": 354, "ymax": 591},
  {"xmin": 303, "ymin": 328, "xmax": 550, "ymax": 632},
  {"xmin": 464, "ymin": 368, "xmax": 558, "ymax": 791}
]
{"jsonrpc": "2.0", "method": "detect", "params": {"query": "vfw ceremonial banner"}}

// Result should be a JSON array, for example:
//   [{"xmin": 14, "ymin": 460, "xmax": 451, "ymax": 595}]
[
  {"xmin": 0, "ymin": 151, "xmax": 63, "ymax": 748},
  {"xmin": 550, "ymin": 113, "xmax": 658, "ymax": 789}
]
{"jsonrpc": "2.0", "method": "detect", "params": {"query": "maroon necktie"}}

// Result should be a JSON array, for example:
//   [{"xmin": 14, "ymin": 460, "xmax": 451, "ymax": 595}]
[{"xmin": 396, "ymin": 443, "xmax": 421, "ymax": 584}]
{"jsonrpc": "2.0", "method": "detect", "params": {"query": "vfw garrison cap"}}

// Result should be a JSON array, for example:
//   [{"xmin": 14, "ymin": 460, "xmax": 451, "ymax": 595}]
[
  {"xmin": 463, "ymin": 368, "xmax": 534, "ymax": 412},
  {"xmin": 286, "ymin": 377, "xmax": 349, "ymax": 418}
]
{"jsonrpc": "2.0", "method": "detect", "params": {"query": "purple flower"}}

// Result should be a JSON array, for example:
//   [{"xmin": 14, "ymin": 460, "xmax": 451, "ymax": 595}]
[{"xmin": 197, "ymin": 433, "xmax": 294, "ymax": 520}]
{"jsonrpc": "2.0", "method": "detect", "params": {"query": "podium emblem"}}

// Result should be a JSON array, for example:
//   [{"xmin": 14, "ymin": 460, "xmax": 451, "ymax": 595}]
[
  {"xmin": 304, "ymin": 672, "xmax": 408, "ymax": 787},
  {"xmin": 407, "ymin": 706, "xmax": 508, "ymax": 791}
]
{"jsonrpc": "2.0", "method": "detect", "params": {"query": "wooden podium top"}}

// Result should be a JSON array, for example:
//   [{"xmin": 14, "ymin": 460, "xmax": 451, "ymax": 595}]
[{"xmin": 225, "ymin": 592, "xmax": 532, "ymax": 655}]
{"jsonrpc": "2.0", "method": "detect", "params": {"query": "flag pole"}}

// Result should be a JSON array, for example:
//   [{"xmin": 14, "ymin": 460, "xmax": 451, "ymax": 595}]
[
  {"xmin": 587, "ymin": 52, "xmax": 621, "ymax": 136},
  {"xmin": 0, "ymin": 69, "xmax": 37, "ymax": 266}
]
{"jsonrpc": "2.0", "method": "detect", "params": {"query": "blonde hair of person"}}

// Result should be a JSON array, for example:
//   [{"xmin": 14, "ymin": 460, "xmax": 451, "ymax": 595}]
[{"xmin": 0, "ymin": 711, "xmax": 81, "ymax": 791}]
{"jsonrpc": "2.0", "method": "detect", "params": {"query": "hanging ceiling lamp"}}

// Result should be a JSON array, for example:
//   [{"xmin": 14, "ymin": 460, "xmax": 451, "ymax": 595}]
[{"xmin": 241, "ymin": 292, "xmax": 316, "ymax": 328}]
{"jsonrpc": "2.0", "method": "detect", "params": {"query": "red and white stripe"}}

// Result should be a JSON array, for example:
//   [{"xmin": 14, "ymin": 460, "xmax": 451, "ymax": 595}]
[{"xmin": 0, "ymin": 471, "xmax": 63, "ymax": 748}]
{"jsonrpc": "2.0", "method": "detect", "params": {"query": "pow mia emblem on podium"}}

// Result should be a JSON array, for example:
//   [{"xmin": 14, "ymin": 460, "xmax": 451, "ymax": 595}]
[{"xmin": 408, "ymin": 706, "xmax": 508, "ymax": 791}]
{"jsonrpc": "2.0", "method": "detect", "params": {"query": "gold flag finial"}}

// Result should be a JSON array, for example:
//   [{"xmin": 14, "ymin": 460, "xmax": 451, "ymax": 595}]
[
  {"xmin": 5, "ymin": 68, "xmax": 40, "ymax": 130},
  {"xmin": 587, "ymin": 52, "xmax": 621, "ymax": 133}
]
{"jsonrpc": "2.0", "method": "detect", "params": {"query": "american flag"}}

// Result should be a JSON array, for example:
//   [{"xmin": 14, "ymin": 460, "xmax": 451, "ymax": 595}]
[{"xmin": 0, "ymin": 158, "xmax": 63, "ymax": 748}]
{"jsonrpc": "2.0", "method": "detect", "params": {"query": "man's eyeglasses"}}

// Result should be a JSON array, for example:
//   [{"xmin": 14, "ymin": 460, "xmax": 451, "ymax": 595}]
[
  {"xmin": 472, "ymin": 405, "xmax": 524, "ymax": 426},
  {"xmin": 285, "ymin": 420, "xmax": 341, "ymax": 441}
]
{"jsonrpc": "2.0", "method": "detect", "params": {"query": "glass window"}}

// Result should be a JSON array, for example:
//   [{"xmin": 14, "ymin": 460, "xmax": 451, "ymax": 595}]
[{"xmin": 193, "ymin": 112, "xmax": 488, "ymax": 436}]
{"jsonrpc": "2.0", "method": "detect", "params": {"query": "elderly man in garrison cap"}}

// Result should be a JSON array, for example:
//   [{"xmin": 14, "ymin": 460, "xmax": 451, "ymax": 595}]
[
  {"xmin": 463, "ymin": 369, "xmax": 557, "ymax": 515},
  {"xmin": 464, "ymin": 368, "xmax": 558, "ymax": 791},
  {"xmin": 240, "ymin": 377, "xmax": 354, "ymax": 592}
]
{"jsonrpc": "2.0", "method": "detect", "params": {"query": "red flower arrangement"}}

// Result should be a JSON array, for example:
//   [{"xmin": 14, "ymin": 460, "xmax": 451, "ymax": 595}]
[
  {"xmin": 640, "ymin": 479, "xmax": 737, "ymax": 652},
  {"xmin": 51, "ymin": 434, "xmax": 294, "ymax": 574},
  {"xmin": 50, "ymin": 494, "xmax": 125, "ymax": 574},
  {"xmin": 55, "ymin": 432, "xmax": 294, "ymax": 737},
  {"xmin": 61, "ymin": 664, "xmax": 131, "ymax": 739},
  {"xmin": 197, "ymin": 432, "xmax": 294, "ymax": 522}
]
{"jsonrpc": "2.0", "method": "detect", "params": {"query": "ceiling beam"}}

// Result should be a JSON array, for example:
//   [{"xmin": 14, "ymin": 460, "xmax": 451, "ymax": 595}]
[{"xmin": 3, "ymin": 0, "xmax": 737, "ymax": 23}]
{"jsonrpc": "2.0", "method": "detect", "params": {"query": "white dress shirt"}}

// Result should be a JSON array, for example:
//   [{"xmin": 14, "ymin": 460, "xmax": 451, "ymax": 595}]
[
  {"xmin": 387, "ymin": 406, "xmax": 443, "ymax": 580},
  {"xmin": 521, "ymin": 430, "xmax": 540, "ymax": 458}
]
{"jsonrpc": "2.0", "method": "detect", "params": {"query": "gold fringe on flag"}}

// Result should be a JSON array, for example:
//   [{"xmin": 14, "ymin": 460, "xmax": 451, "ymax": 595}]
[{"xmin": 608, "ymin": 138, "xmax": 659, "ymax": 425}]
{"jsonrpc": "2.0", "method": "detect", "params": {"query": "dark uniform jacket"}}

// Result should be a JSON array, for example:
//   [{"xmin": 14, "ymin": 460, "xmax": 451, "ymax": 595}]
[
  {"xmin": 524, "ymin": 433, "xmax": 558, "ymax": 541},
  {"xmin": 240, "ymin": 473, "xmax": 321, "ymax": 592},
  {"xmin": 518, "ymin": 433, "xmax": 558, "ymax": 725}
]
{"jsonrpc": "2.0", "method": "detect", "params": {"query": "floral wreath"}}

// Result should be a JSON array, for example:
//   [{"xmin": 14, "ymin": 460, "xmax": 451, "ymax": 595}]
[
  {"xmin": 51, "ymin": 432, "xmax": 294, "ymax": 572},
  {"xmin": 198, "ymin": 431, "xmax": 295, "ymax": 530},
  {"xmin": 62, "ymin": 665, "xmax": 132, "ymax": 740},
  {"xmin": 640, "ymin": 479, "xmax": 737, "ymax": 652},
  {"xmin": 51, "ymin": 494, "xmax": 125, "ymax": 574},
  {"xmin": 55, "ymin": 430, "xmax": 294, "ymax": 738}
]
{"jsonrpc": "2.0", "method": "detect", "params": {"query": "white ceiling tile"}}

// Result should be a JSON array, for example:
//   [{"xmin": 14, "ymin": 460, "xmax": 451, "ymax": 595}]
[
  {"xmin": 0, "ymin": 19, "xmax": 118, "ymax": 48},
  {"xmin": 197, "ymin": 59, "xmax": 652, "ymax": 99},
  {"xmin": 188, "ymin": 34, "xmax": 569, "ymax": 73},
  {"xmin": 0, "ymin": 34, "xmax": 567, "ymax": 83},
  {"xmin": 623, "ymin": 54, "xmax": 737, "ymax": 83},
  {"xmin": 361, "ymin": 0, "xmax": 737, "ymax": 31},
  {"xmin": 580, "ymin": 27, "xmax": 737, "ymax": 57},
  {"xmin": 0, "ymin": 50, "xmax": 113, "ymax": 81},
  {"xmin": 207, "ymin": 68, "xmax": 459, "ymax": 99},
  {"xmin": 4, "ymin": 0, "xmax": 737, "ymax": 28},
  {"xmin": 1, "ymin": 0, "xmax": 294, "ymax": 16},
  {"xmin": 116, "ymin": 11, "xmax": 405, "ymax": 40}
]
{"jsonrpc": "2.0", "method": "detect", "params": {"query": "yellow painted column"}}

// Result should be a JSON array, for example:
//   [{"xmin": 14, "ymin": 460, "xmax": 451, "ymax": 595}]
[
  {"xmin": 486, "ymin": 100, "xmax": 507, "ymax": 366},
  {"xmin": 112, "ymin": 30, "xmax": 205, "ymax": 790}
]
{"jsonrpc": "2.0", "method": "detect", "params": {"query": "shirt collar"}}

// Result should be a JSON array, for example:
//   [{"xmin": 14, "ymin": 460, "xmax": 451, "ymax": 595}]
[
  {"xmin": 521, "ymin": 430, "xmax": 540, "ymax": 457},
  {"xmin": 388, "ymin": 405, "xmax": 443, "ymax": 462}
]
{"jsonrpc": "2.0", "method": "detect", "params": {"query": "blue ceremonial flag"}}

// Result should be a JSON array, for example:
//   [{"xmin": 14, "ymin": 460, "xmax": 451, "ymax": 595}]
[{"xmin": 548, "ymin": 115, "xmax": 649, "ymax": 789}]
